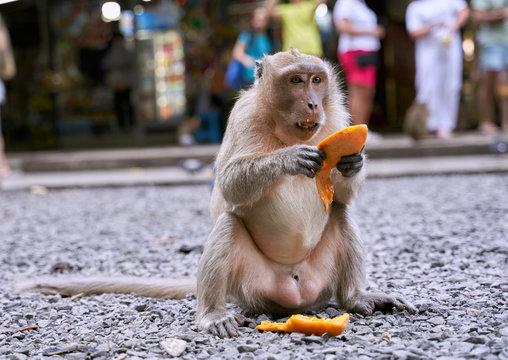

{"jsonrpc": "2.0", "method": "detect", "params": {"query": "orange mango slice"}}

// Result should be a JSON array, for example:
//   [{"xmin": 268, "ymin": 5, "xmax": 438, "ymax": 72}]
[
  {"xmin": 256, "ymin": 313, "xmax": 349, "ymax": 336},
  {"xmin": 315, "ymin": 125, "xmax": 368, "ymax": 212}
]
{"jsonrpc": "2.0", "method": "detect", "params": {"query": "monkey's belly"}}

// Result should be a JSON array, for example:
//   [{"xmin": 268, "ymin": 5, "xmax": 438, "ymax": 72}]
[{"xmin": 243, "ymin": 176, "xmax": 329, "ymax": 265}]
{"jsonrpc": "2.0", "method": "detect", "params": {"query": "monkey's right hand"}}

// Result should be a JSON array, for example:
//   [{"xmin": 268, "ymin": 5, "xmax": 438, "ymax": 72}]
[
  {"xmin": 281, "ymin": 145, "xmax": 326, "ymax": 178},
  {"xmin": 198, "ymin": 310, "xmax": 255, "ymax": 338}
]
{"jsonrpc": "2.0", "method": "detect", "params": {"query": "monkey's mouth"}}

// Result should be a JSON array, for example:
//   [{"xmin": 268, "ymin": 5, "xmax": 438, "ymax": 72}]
[{"xmin": 296, "ymin": 120, "xmax": 320, "ymax": 131}]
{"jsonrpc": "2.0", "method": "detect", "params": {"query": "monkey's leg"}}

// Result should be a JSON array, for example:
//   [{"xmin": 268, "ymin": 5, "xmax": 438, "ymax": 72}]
[
  {"xmin": 196, "ymin": 212, "xmax": 257, "ymax": 338},
  {"xmin": 331, "ymin": 204, "xmax": 417, "ymax": 316}
]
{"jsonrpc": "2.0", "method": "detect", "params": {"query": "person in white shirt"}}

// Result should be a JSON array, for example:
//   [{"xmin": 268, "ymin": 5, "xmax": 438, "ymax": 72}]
[
  {"xmin": 333, "ymin": 0, "xmax": 384, "ymax": 141},
  {"xmin": 406, "ymin": 0, "xmax": 470, "ymax": 138}
]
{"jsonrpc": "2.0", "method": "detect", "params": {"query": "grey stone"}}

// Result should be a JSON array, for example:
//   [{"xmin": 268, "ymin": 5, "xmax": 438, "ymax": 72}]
[
  {"xmin": 1, "ymin": 175, "xmax": 507, "ymax": 360},
  {"xmin": 7, "ymin": 354, "xmax": 28, "ymax": 360},
  {"xmin": 428, "ymin": 316, "xmax": 445, "ymax": 326},
  {"xmin": 237, "ymin": 345, "xmax": 257, "ymax": 353}
]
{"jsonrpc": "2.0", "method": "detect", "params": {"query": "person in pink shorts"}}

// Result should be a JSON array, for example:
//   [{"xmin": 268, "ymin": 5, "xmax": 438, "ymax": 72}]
[{"xmin": 333, "ymin": 0, "xmax": 384, "ymax": 142}]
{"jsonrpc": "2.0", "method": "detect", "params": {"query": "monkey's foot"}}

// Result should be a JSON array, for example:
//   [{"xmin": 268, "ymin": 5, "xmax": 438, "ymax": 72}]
[
  {"xmin": 351, "ymin": 293, "xmax": 417, "ymax": 316},
  {"xmin": 198, "ymin": 311, "xmax": 255, "ymax": 338}
]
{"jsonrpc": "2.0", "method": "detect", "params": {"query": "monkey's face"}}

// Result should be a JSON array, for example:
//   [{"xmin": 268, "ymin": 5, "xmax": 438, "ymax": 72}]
[{"xmin": 274, "ymin": 64, "xmax": 328, "ymax": 142}]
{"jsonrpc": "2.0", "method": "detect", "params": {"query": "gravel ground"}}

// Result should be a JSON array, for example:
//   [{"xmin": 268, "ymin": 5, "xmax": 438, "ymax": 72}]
[{"xmin": 1, "ymin": 173, "xmax": 507, "ymax": 360}]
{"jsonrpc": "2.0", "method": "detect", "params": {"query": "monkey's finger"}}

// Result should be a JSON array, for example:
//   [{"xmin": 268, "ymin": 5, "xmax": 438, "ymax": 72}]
[
  {"xmin": 301, "ymin": 168, "xmax": 316, "ymax": 178},
  {"xmin": 339, "ymin": 161, "xmax": 363, "ymax": 170},
  {"xmin": 338, "ymin": 153, "xmax": 363, "ymax": 164},
  {"xmin": 353, "ymin": 300, "xmax": 375, "ymax": 316},
  {"xmin": 213, "ymin": 319, "xmax": 238, "ymax": 338},
  {"xmin": 337, "ymin": 161, "xmax": 363, "ymax": 177},
  {"xmin": 209, "ymin": 324, "xmax": 222, "ymax": 338},
  {"xmin": 389, "ymin": 297, "xmax": 406, "ymax": 311},
  {"xmin": 297, "ymin": 160, "xmax": 321, "ymax": 177},
  {"xmin": 224, "ymin": 318, "xmax": 240, "ymax": 337},
  {"xmin": 299, "ymin": 149, "xmax": 325, "ymax": 166},
  {"xmin": 376, "ymin": 296, "xmax": 400, "ymax": 311},
  {"xmin": 299, "ymin": 145, "xmax": 326, "ymax": 159},
  {"xmin": 378, "ymin": 295, "xmax": 417, "ymax": 315},
  {"xmin": 234, "ymin": 314, "xmax": 256, "ymax": 329},
  {"xmin": 304, "ymin": 158, "xmax": 324, "ymax": 172},
  {"xmin": 339, "ymin": 169, "xmax": 361, "ymax": 178},
  {"xmin": 399, "ymin": 298, "xmax": 417, "ymax": 314}
]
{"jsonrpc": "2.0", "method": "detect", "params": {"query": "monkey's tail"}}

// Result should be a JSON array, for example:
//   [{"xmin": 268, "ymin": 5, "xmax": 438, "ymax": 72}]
[{"xmin": 17, "ymin": 276, "xmax": 196, "ymax": 299}]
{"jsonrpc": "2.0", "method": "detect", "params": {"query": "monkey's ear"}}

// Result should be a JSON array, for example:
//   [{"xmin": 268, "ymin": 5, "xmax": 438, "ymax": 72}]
[{"xmin": 254, "ymin": 59, "xmax": 263, "ymax": 82}]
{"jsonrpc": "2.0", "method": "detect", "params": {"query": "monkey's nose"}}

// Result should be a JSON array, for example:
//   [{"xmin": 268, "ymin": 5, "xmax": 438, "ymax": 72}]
[{"xmin": 308, "ymin": 103, "xmax": 318, "ymax": 110}]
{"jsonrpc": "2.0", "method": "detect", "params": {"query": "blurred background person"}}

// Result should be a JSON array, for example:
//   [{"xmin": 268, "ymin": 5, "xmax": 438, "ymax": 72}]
[
  {"xmin": 0, "ymin": 13, "xmax": 15, "ymax": 178},
  {"xmin": 266, "ymin": 0, "xmax": 324, "ymax": 57},
  {"xmin": 231, "ymin": 7, "xmax": 272, "ymax": 87},
  {"xmin": 103, "ymin": 33, "xmax": 135, "ymax": 132},
  {"xmin": 406, "ymin": 0, "xmax": 470, "ymax": 139},
  {"xmin": 471, "ymin": 0, "xmax": 508, "ymax": 135},
  {"xmin": 333, "ymin": 0, "xmax": 384, "ymax": 142}
]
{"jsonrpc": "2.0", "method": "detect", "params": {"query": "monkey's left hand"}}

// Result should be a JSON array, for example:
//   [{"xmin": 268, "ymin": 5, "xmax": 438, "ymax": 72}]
[
  {"xmin": 352, "ymin": 292, "xmax": 417, "ymax": 316},
  {"xmin": 336, "ymin": 149, "xmax": 364, "ymax": 177}
]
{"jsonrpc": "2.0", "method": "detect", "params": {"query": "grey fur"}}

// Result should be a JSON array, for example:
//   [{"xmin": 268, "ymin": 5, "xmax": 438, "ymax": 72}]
[{"xmin": 197, "ymin": 50, "xmax": 415, "ymax": 337}]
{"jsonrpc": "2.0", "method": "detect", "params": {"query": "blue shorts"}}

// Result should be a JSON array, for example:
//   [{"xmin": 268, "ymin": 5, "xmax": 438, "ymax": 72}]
[{"xmin": 479, "ymin": 44, "xmax": 508, "ymax": 72}]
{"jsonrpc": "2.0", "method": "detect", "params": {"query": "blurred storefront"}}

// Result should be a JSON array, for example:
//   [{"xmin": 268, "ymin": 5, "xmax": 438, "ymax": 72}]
[
  {"xmin": 1, "ymin": 0, "xmax": 478, "ymax": 152},
  {"xmin": 2, "ymin": 0, "xmax": 195, "ymax": 151}
]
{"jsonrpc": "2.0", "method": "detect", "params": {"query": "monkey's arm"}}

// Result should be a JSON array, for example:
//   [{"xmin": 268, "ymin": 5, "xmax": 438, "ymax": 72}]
[
  {"xmin": 219, "ymin": 145, "xmax": 325, "ymax": 206},
  {"xmin": 331, "ymin": 151, "xmax": 366, "ymax": 205}
]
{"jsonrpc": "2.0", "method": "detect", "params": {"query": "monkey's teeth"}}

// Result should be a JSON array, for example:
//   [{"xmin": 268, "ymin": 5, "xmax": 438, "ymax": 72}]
[{"xmin": 297, "ymin": 121, "xmax": 319, "ymax": 130}]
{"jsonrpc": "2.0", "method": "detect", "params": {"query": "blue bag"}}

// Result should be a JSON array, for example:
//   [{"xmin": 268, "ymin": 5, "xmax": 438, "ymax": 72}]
[{"xmin": 224, "ymin": 59, "xmax": 245, "ymax": 90}]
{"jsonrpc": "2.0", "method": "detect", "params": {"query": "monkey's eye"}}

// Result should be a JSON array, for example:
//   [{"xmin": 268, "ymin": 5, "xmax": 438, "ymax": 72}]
[
  {"xmin": 290, "ymin": 76, "xmax": 303, "ymax": 84},
  {"xmin": 312, "ymin": 76, "xmax": 322, "ymax": 84}
]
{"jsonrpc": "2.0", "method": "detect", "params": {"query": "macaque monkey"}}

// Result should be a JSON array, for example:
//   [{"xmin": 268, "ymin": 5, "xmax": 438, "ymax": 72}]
[
  {"xmin": 404, "ymin": 102, "xmax": 429, "ymax": 140},
  {"xmin": 20, "ymin": 49, "xmax": 416, "ymax": 338}
]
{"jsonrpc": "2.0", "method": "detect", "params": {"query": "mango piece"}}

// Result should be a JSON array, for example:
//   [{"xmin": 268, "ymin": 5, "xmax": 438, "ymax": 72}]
[
  {"xmin": 256, "ymin": 320, "xmax": 289, "ymax": 333},
  {"xmin": 315, "ymin": 125, "xmax": 368, "ymax": 212},
  {"xmin": 256, "ymin": 313, "xmax": 349, "ymax": 336}
]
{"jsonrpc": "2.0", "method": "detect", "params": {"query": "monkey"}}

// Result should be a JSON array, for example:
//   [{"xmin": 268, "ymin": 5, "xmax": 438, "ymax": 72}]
[
  {"xmin": 404, "ymin": 101, "xmax": 429, "ymax": 141},
  {"xmin": 19, "ymin": 49, "xmax": 416, "ymax": 338}
]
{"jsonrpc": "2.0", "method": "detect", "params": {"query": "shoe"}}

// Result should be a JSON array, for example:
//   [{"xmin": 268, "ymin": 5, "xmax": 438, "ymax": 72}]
[
  {"xmin": 179, "ymin": 133, "xmax": 196, "ymax": 146},
  {"xmin": 479, "ymin": 122, "xmax": 500, "ymax": 135},
  {"xmin": 436, "ymin": 128, "xmax": 452, "ymax": 139},
  {"xmin": 1, "ymin": 164, "xmax": 11, "ymax": 179}
]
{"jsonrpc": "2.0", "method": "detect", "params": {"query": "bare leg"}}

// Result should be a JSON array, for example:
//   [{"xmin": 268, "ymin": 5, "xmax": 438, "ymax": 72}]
[
  {"xmin": 501, "ymin": 95, "xmax": 508, "ymax": 132},
  {"xmin": 348, "ymin": 83, "xmax": 375, "ymax": 126},
  {"xmin": 478, "ymin": 70, "xmax": 500, "ymax": 134},
  {"xmin": 499, "ymin": 70, "xmax": 508, "ymax": 132},
  {"xmin": 0, "ymin": 135, "xmax": 10, "ymax": 178}
]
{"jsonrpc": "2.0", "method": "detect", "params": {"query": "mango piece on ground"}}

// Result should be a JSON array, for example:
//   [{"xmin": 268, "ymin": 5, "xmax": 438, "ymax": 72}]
[
  {"xmin": 256, "ymin": 320, "xmax": 289, "ymax": 333},
  {"xmin": 256, "ymin": 313, "xmax": 349, "ymax": 336},
  {"xmin": 315, "ymin": 125, "xmax": 368, "ymax": 212}
]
